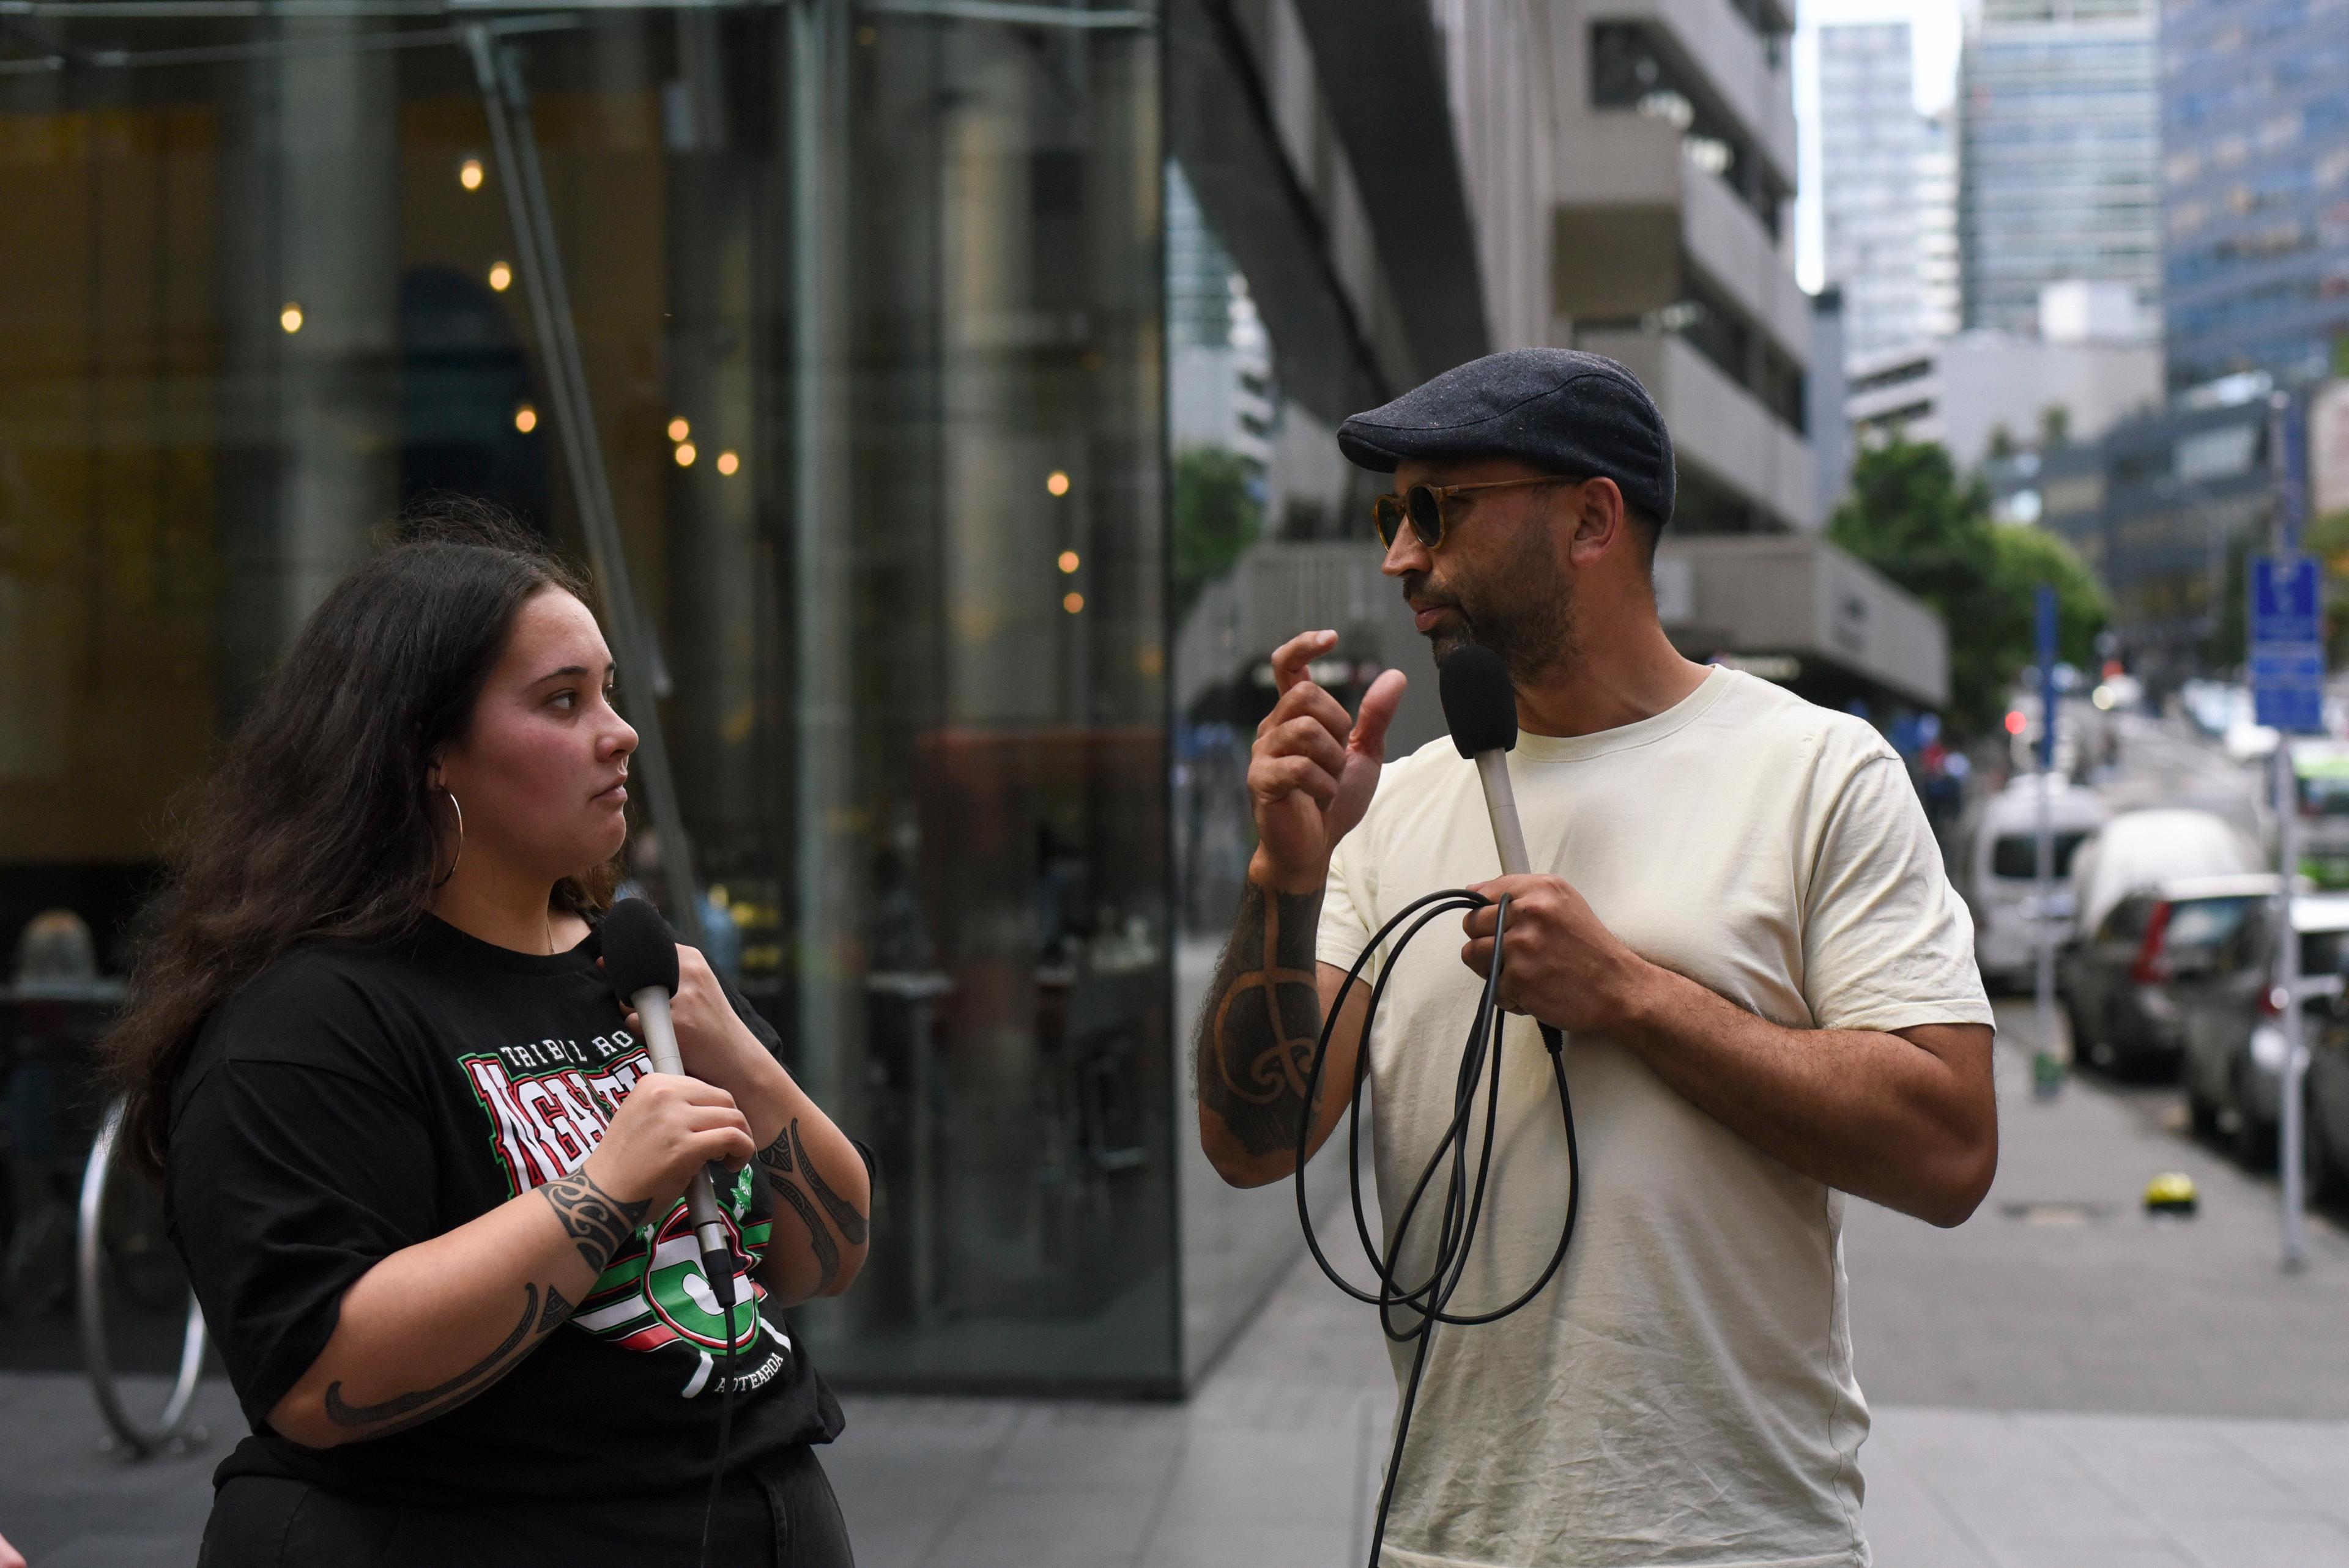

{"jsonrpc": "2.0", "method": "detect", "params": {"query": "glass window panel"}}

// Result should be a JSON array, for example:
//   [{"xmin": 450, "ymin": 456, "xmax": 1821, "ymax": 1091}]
[{"xmin": 0, "ymin": 0, "xmax": 1173, "ymax": 1391}]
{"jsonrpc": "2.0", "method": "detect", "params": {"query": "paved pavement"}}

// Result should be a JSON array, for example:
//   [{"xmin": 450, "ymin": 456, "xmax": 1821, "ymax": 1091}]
[{"xmin": 7, "ymin": 1006, "xmax": 2349, "ymax": 1566}]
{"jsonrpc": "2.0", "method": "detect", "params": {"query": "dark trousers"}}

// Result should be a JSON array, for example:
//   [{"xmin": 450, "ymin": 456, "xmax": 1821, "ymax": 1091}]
[{"xmin": 198, "ymin": 1443, "xmax": 855, "ymax": 1568}]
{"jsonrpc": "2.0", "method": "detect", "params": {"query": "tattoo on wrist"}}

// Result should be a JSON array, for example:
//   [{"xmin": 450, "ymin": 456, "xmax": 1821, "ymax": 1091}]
[
  {"xmin": 539, "ymin": 1172, "xmax": 651, "ymax": 1274},
  {"xmin": 788, "ymin": 1119, "xmax": 870, "ymax": 1245},
  {"xmin": 1195, "ymin": 881, "xmax": 1327, "ymax": 1158}
]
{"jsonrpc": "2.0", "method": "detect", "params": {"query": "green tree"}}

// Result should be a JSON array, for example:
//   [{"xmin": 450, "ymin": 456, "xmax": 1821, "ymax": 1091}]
[
  {"xmin": 1172, "ymin": 446, "xmax": 1263, "ymax": 623},
  {"xmin": 1830, "ymin": 437, "xmax": 2108, "ymax": 737},
  {"xmin": 2306, "ymin": 503, "xmax": 2349, "ymax": 667}
]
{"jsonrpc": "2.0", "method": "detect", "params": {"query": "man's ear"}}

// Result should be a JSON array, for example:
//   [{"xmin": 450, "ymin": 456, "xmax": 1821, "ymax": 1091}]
[{"xmin": 1567, "ymin": 476, "xmax": 1626, "ymax": 563}]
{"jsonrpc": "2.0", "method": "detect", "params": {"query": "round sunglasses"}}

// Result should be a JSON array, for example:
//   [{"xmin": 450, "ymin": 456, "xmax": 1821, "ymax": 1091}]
[{"xmin": 1371, "ymin": 475, "xmax": 1575, "ymax": 550}]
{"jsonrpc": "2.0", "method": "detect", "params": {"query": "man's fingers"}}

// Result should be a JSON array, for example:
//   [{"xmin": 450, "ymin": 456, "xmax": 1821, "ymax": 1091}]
[
  {"xmin": 1348, "ymin": 668, "xmax": 1409, "ymax": 762},
  {"xmin": 1269, "ymin": 629, "xmax": 1337, "ymax": 694},
  {"xmin": 1266, "ymin": 714, "xmax": 1348, "ymax": 776},
  {"xmin": 1252, "ymin": 755, "xmax": 1340, "ymax": 805},
  {"xmin": 1258, "ymin": 676, "xmax": 1354, "ymax": 744}
]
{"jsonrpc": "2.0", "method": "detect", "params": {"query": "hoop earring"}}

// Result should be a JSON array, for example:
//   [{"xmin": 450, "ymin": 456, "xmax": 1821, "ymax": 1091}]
[{"xmin": 432, "ymin": 788, "xmax": 466, "ymax": 889}]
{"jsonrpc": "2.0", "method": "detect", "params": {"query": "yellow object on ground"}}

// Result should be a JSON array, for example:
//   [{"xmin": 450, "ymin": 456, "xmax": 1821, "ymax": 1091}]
[{"xmin": 2143, "ymin": 1172, "xmax": 2199, "ymax": 1213}]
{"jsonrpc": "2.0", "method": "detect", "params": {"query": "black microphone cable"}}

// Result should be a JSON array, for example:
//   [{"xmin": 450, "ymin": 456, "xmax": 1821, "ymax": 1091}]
[
  {"xmin": 1293, "ymin": 887, "xmax": 1579, "ymax": 1568},
  {"xmin": 697, "ymin": 1213, "xmax": 741, "ymax": 1568}
]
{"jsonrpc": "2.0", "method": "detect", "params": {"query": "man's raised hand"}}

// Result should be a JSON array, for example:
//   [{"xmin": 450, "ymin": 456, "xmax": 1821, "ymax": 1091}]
[{"xmin": 1247, "ymin": 630, "xmax": 1407, "ymax": 893}]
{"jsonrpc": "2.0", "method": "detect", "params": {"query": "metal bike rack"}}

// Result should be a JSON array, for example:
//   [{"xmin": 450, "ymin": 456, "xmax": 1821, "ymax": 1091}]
[{"xmin": 78, "ymin": 1096, "xmax": 209, "ymax": 1456}]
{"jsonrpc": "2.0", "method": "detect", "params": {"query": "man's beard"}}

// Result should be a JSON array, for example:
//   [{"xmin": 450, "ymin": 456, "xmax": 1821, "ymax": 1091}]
[{"xmin": 1412, "ymin": 536, "xmax": 1578, "ymax": 686}]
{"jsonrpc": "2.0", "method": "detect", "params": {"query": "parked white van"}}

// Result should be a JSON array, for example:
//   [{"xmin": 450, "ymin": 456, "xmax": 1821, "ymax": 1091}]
[
  {"xmin": 1965, "ymin": 774, "xmax": 2110, "ymax": 991},
  {"xmin": 2069, "ymin": 807, "xmax": 2269, "ymax": 946}
]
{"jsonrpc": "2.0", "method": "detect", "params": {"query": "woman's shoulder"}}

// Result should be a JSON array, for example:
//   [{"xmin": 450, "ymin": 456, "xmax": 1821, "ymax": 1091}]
[{"xmin": 197, "ymin": 939, "xmax": 428, "ymax": 1070}]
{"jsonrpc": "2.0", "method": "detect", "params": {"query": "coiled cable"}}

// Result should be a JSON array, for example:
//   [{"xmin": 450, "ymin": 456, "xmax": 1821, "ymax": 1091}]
[{"xmin": 1293, "ymin": 889, "xmax": 1579, "ymax": 1568}]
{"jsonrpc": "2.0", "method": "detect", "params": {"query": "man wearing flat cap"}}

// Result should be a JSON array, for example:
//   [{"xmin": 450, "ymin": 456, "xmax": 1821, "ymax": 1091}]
[{"xmin": 1193, "ymin": 348, "xmax": 1996, "ymax": 1567}]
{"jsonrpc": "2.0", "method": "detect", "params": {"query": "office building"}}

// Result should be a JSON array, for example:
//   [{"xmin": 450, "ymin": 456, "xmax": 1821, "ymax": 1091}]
[
  {"xmin": 1917, "ymin": 109, "xmax": 1962, "ymax": 339},
  {"xmin": 1846, "ymin": 322, "xmax": 2162, "ymax": 468},
  {"xmin": 2159, "ymin": 0, "xmax": 2349, "ymax": 393},
  {"xmin": 1811, "ymin": 287, "xmax": 1854, "ymax": 517},
  {"xmin": 1959, "ymin": 0, "xmax": 2161, "ymax": 339},
  {"xmin": 2021, "ymin": 394, "xmax": 2276, "ymax": 689},
  {"xmin": 1548, "ymin": 0, "xmax": 1814, "ymax": 532},
  {"xmin": 1819, "ymin": 23, "xmax": 1925, "ymax": 360}
]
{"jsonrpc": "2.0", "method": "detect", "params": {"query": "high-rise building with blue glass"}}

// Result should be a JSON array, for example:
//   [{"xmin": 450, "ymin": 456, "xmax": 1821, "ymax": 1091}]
[
  {"xmin": 1959, "ymin": 0, "xmax": 2161, "ymax": 339},
  {"xmin": 2160, "ymin": 0, "xmax": 2349, "ymax": 393}
]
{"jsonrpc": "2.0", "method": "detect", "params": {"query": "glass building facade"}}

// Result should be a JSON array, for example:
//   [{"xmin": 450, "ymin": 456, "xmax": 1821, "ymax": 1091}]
[
  {"xmin": 0, "ymin": 0, "xmax": 1528, "ymax": 1394},
  {"xmin": 1959, "ymin": 0, "xmax": 2161, "ymax": 338},
  {"xmin": 2159, "ymin": 0, "xmax": 2349, "ymax": 393}
]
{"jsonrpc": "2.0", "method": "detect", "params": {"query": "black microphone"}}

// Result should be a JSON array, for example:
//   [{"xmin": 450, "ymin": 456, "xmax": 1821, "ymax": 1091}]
[
  {"xmin": 1439, "ymin": 645, "xmax": 1531, "ymax": 878},
  {"xmin": 601, "ymin": 898, "xmax": 737, "ymax": 1309}
]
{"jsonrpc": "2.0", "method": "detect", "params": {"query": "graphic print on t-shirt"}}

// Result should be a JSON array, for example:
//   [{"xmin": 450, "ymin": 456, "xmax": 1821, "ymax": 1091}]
[{"xmin": 460, "ymin": 1034, "xmax": 785, "ymax": 1389}]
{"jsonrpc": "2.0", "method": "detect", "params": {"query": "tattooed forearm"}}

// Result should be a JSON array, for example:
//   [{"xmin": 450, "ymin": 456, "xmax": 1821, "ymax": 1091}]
[
  {"xmin": 758, "ymin": 1123, "xmax": 792, "ymax": 1172},
  {"xmin": 538, "ymin": 1285, "xmax": 574, "ymax": 1334},
  {"xmin": 771, "ymin": 1170, "xmax": 842, "ymax": 1295},
  {"xmin": 787, "ymin": 1119, "xmax": 869, "ymax": 1245},
  {"xmin": 538, "ymin": 1171, "xmax": 651, "ymax": 1274},
  {"xmin": 1193, "ymin": 880, "xmax": 1328, "ymax": 1158},
  {"xmin": 323, "ymin": 1283, "xmax": 546, "ymax": 1437}
]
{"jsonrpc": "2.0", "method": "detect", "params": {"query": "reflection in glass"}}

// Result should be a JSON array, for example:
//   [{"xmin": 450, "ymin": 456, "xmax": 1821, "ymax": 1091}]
[{"xmin": 0, "ymin": 2, "xmax": 1172, "ymax": 1391}]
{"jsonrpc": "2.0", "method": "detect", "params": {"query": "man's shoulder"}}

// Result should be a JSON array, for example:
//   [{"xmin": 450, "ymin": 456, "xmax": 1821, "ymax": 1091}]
[{"xmin": 1704, "ymin": 670, "xmax": 1899, "ymax": 774}]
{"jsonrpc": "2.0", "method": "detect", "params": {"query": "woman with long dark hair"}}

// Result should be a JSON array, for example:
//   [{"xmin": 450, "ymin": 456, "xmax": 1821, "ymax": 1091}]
[{"xmin": 111, "ymin": 511, "xmax": 867, "ymax": 1566}]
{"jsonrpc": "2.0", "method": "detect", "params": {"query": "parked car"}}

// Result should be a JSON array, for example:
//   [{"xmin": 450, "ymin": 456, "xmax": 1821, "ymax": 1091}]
[
  {"xmin": 2068, "ymin": 807, "xmax": 2268, "ymax": 945},
  {"xmin": 2306, "ymin": 995, "xmax": 2349, "ymax": 1203},
  {"xmin": 1965, "ymin": 775, "xmax": 2108, "ymax": 992},
  {"xmin": 2063, "ymin": 875, "xmax": 2280, "ymax": 1077},
  {"xmin": 2176, "ymin": 892, "xmax": 2349, "ymax": 1169}
]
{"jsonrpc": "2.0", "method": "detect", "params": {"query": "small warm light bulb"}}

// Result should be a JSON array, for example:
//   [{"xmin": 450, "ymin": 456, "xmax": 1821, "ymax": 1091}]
[
  {"xmin": 487, "ymin": 261, "xmax": 513, "ymax": 292},
  {"xmin": 675, "ymin": 442, "xmax": 698, "ymax": 468},
  {"xmin": 716, "ymin": 450, "xmax": 741, "ymax": 476},
  {"xmin": 514, "ymin": 403, "xmax": 538, "ymax": 433},
  {"xmin": 458, "ymin": 157, "xmax": 485, "ymax": 191},
  {"xmin": 1058, "ymin": 550, "xmax": 1080, "ymax": 574},
  {"xmin": 1063, "ymin": 591, "xmax": 1085, "ymax": 615},
  {"xmin": 279, "ymin": 303, "xmax": 303, "ymax": 333},
  {"xmin": 668, "ymin": 416, "xmax": 692, "ymax": 443},
  {"xmin": 1046, "ymin": 470, "xmax": 1071, "ymax": 497}
]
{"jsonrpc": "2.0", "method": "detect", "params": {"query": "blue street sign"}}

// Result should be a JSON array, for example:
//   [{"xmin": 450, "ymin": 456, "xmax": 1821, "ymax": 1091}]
[
  {"xmin": 2251, "ymin": 553, "xmax": 2326, "ymax": 733},
  {"xmin": 2253, "ymin": 555, "xmax": 2320, "ymax": 643}
]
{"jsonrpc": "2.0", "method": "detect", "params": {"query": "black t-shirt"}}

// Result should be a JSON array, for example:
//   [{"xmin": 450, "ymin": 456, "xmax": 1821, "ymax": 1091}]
[{"xmin": 166, "ymin": 914, "xmax": 845, "ymax": 1506}]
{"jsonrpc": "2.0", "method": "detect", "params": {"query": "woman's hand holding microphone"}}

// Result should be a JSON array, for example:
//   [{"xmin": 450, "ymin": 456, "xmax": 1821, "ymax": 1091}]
[{"xmin": 584, "ymin": 1073, "xmax": 755, "ymax": 1216}]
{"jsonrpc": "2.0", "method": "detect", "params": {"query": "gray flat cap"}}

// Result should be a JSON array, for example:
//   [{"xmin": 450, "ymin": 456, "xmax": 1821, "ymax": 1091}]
[{"xmin": 1337, "ymin": 347, "xmax": 1676, "ymax": 528}]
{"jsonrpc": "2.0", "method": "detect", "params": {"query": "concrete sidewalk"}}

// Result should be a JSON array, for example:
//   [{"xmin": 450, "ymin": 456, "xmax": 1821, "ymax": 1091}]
[{"xmin": 11, "ymin": 1273, "xmax": 2348, "ymax": 1567}]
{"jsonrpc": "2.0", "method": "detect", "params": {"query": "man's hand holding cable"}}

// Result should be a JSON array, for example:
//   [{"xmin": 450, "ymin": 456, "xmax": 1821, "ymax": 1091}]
[
  {"xmin": 1460, "ymin": 873, "xmax": 1651, "ymax": 1034},
  {"xmin": 1463, "ymin": 872, "xmax": 1996, "ymax": 1226}
]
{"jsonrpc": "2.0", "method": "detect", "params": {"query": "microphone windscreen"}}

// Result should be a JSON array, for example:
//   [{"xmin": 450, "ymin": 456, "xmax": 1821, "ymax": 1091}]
[
  {"xmin": 1439, "ymin": 645, "xmax": 1518, "ymax": 758},
  {"xmin": 600, "ymin": 898, "xmax": 681, "ymax": 1000}
]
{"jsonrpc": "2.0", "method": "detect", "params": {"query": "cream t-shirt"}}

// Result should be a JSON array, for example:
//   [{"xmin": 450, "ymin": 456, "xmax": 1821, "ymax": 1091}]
[{"xmin": 1319, "ymin": 667, "xmax": 1992, "ymax": 1568}]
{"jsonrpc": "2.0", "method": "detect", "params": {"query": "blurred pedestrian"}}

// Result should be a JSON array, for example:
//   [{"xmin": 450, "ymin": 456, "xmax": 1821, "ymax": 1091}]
[{"xmin": 1193, "ymin": 347, "xmax": 1997, "ymax": 1568}]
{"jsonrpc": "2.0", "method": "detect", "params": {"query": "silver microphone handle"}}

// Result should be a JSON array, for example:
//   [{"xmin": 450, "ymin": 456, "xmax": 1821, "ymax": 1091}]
[
  {"xmin": 1474, "ymin": 749, "xmax": 1532, "ymax": 878},
  {"xmin": 631, "ymin": 986, "xmax": 737, "ymax": 1306}
]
